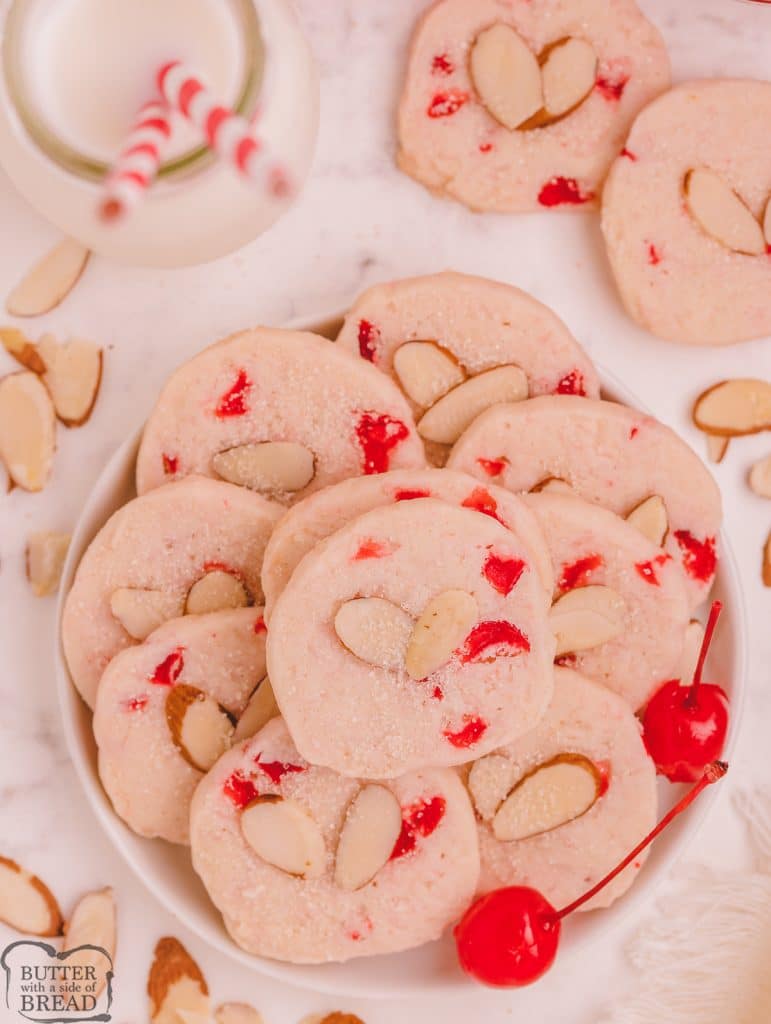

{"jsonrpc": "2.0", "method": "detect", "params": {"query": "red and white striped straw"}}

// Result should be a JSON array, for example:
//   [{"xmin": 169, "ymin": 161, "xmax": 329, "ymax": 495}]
[
  {"xmin": 99, "ymin": 99, "xmax": 172, "ymax": 222},
  {"xmin": 157, "ymin": 60, "xmax": 291, "ymax": 198}
]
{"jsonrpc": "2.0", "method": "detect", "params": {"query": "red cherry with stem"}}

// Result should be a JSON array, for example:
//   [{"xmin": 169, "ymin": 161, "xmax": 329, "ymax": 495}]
[
  {"xmin": 642, "ymin": 601, "xmax": 729, "ymax": 782},
  {"xmin": 454, "ymin": 761, "xmax": 728, "ymax": 987}
]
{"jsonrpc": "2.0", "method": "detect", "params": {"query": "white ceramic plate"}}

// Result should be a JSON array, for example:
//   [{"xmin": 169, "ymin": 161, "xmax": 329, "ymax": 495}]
[{"xmin": 54, "ymin": 311, "xmax": 747, "ymax": 999}]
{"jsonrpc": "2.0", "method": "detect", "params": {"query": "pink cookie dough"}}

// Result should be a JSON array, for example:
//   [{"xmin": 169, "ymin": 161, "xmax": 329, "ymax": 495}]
[
  {"xmin": 62, "ymin": 476, "xmax": 282, "ymax": 708},
  {"xmin": 448, "ymin": 396, "xmax": 722, "ymax": 609},
  {"xmin": 93, "ymin": 608, "xmax": 268, "ymax": 845},
  {"xmin": 397, "ymin": 0, "xmax": 670, "ymax": 212},
  {"xmin": 190, "ymin": 718, "xmax": 480, "ymax": 963},
  {"xmin": 267, "ymin": 498, "xmax": 555, "ymax": 778},
  {"xmin": 468, "ymin": 667, "xmax": 657, "ymax": 911},
  {"xmin": 136, "ymin": 328, "xmax": 426, "ymax": 502},
  {"xmin": 261, "ymin": 468, "xmax": 553, "ymax": 616},
  {"xmin": 602, "ymin": 80, "xmax": 771, "ymax": 345},
  {"xmin": 525, "ymin": 492, "xmax": 689, "ymax": 709}
]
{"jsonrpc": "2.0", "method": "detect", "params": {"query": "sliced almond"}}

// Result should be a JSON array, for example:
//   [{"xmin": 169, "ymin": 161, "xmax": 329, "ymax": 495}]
[
  {"xmin": 625, "ymin": 495, "xmax": 668, "ymax": 546},
  {"xmin": 212, "ymin": 442, "xmax": 315, "ymax": 496},
  {"xmin": 677, "ymin": 619, "xmax": 705, "ymax": 684},
  {"xmin": 0, "ymin": 371, "xmax": 56, "ymax": 491},
  {"xmin": 470, "ymin": 23, "xmax": 543, "ymax": 131},
  {"xmin": 492, "ymin": 754, "xmax": 601, "ymax": 841},
  {"xmin": 110, "ymin": 587, "xmax": 183, "ymax": 640},
  {"xmin": 148, "ymin": 936, "xmax": 210, "ymax": 1024},
  {"xmin": 215, "ymin": 1005, "xmax": 264, "ymax": 1024},
  {"xmin": 334, "ymin": 597, "xmax": 413, "ymax": 670},
  {"xmin": 684, "ymin": 169, "xmax": 766, "ymax": 256},
  {"xmin": 467, "ymin": 754, "xmax": 518, "ymax": 822},
  {"xmin": 241, "ymin": 796, "xmax": 326, "ymax": 878},
  {"xmin": 0, "ymin": 327, "xmax": 46, "ymax": 372},
  {"xmin": 706, "ymin": 434, "xmax": 730, "ymax": 464},
  {"xmin": 166, "ymin": 684, "xmax": 235, "ymax": 772},
  {"xmin": 417, "ymin": 365, "xmax": 528, "ymax": 445},
  {"xmin": 393, "ymin": 341, "xmax": 465, "ymax": 409},
  {"xmin": 36, "ymin": 334, "xmax": 103, "ymax": 427},
  {"xmin": 6, "ymin": 239, "xmax": 90, "ymax": 317},
  {"xmin": 764, "ymin": 532, "xmax": 771, "ymax": 587},
  {"xmin": 62, "ymin": 888, "xmax": 116, "ymax": 998},
  {"xmin": 26, "ymin": 531, "xmax": 70, "ymax": 597},
  {"xmin": 319, "ymin": 1016, "xmax": 365, "ymax": 1024},
  {"xmin": 764, "ymin": 196, "xmax": 771, "ymax": 248},
  {"xmin": 530, "ymin": 476, "xmax": 574, "ymax": 495},
  {"xmin": 185, "ymin": 570, "xmax": 249, "ymax": 615},
  {"xmin": 541, "ymin": 38, "xmax": 597, "ymax": 118},
  {"xmin": 749, "ymin": 455, "xmax": 771, "ymax": 498},
  {"xmin": 233, "ymin": 676, "xmax": 279, "ymax": 741},
  {"xmin": 334, "ymin": 785, "xmax": 402, "ymax": 892},
  {"xmin": 693, "ymin": 379, "xmax": 771, "ymax": 437},
  {"xmin": 405, "ymin": 589, "xmax": 478, "ymax": 680},
  {"xmin": 549, "ymin": 585, "xmax": 626, "ymax": 656},
  {"xmin": 0, "ymin": 855, "xmax": 63, "ymax": 936}
]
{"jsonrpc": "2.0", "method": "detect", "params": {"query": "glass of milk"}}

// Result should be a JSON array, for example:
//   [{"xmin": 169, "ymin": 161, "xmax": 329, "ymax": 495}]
[{"xmin": 0, "ymin": 0, "xmax": 319, "ymax": 266}]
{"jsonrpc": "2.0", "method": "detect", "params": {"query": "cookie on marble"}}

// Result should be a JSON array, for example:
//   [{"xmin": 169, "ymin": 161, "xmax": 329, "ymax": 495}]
[
  {"xmin": 190, "ymin": 718, "xmax": 479, "ymax": 963},
  {"xmin": 397, "ymin": 0, "xmax": 670, "ymax": 212},
  {"xmin": 602, "ymin": 79, "xmax": 771, "ymax": 345}
]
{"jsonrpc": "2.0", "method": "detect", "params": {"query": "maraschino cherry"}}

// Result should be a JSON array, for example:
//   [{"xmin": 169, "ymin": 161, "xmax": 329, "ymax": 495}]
[
  {"xmin": 454, "ymin": 761, "xmax": 728, "ymax": 987},
  {"xmin": 642, "ymin": 601, "xmax": 729, "ymax": 782}
]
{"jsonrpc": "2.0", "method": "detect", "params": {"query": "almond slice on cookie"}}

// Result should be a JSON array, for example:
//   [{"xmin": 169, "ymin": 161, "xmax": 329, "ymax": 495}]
[
  {"xmin": 492, "ymin": 754, "xmax": 602, "ymax": 841},
  {"xmin": 334, "ymin": 785, "xmax": 402, "ymax": 892},
  {"xmin": 241, "ymin": 796, "xmax": 326, "ymax": 878},
  {"xmin": 549, "ymin": 585, "xmax": 626, "ymax": 656},
  {"xmin": 334, "ymin": 597, "xmax": 413, "ymax": 670}
]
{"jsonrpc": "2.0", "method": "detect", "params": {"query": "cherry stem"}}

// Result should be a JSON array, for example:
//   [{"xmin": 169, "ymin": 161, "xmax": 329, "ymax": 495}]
[
  {"xmin": 554, "ymin": 760, "xmax": 728, "ymax": 920},
  {"xmin": 684, "ymin": 600, "xmax": 722, "ymax": 709}
]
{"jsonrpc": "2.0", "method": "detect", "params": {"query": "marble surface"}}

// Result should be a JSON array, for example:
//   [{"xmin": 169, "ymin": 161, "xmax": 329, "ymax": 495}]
[{"xmin": 0, "ymin": 0, "xmax": 770, "ymax": 1021}]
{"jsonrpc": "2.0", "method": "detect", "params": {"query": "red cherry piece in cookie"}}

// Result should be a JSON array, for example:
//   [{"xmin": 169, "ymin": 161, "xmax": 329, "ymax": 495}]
[
  {"xmin": 162, "ymin": 453, "xmax": 179, "ymax": 475},
  {"xmin": 635, "ymin": 553, "xmax": 670, "ymax": 586},
  {"xmin": 254, "ymin": 615, "xmax": 267, "ymax": 634},
  {"xmin": 358, "ymin": 319, "xmax": 379, "ymax": 362},
  {"xmin": 643, "ymin": 601, "xmax": 729, "ymax": 782},
  {"xmin": 126, "ymin": 695, "xmax": 149, "ymax": 712},
  {"xmin": 149, "ymin": 647, "xmax": 185, "ymax": 686},
  {"xmin": 215, "ymin": 369, "xmax": 252, "ymax": 418},
  {"xmin": 428, "ymin": 89, "xmax": 468, "ymax": 118},
  {"xmin": 443, "ymin": 715, "xmax": 488, "ymax": 749},
  {"xmin": 620, "ymin": 147, "xmax": 637, "ymax": 161},
  {"xmin": 558, "ymin": 554, "xmax": 603, "ymax": 591},
  {"xmin": 674, "ymin": 530, "xmax": 717, "ymax": 584},
  {"xmin": 353, "ymin": 537, "xmax": 398, "ymax": 561},
  {"xmin": 454, "ymin": 762, "xmax": 727, "ymax": 987},
  {"xmin": 355, "ymin": 412, "xmax": 410, "ymax": 474},
  {"xmin": 483, "ymin": 553, "xmax": 526, "ymax": 596},
  {"xmin": 554, "ymin": 370, "xmax": 587, "ymax": 396},
  {"xmin": 223, "ymin": 770, "xmax": 258, "ymax": 809},
  {"xmin": 390, "ymin": 795, "xmax": 447, "ymax": 860},
  {"xmin": 393, "ymin": 488, "xmax": 431, "ymax": 501},
  {"xmin": 596, "ymin": 73, "xmax": 629, "ymax": 101},
  {"xmin": 457, "ymin": 621, "xmax": 530, "ymax": 663},
  {"xmin": 461, "ymin": 487, "xmax": 505, "ymax": 525},
  {"xmin": 254, "ymin": 753, "xmax": 305, "ymax": 785},
  {"xmin": 538, "ymin": 177, "xmax": 593, "ymax": 207},
  {"xmin": 432, "ymin": 53, "xmax": 454, "ymax": 75},
  {"xmin": 477, "ymin": 457, "xmax": 508, "ymax": 478}
]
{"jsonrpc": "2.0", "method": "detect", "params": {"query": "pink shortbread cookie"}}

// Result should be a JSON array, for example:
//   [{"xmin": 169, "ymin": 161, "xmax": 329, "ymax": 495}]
[
  {"xmin": 94, "ymin": 608, "xmax": 268, "ymax": 845},
  {"xmin": 524, "ymin": 493, "xmax": 690, "ymax": 710},
  {"xmin": 469, "ymin": 667, "xmax": 657, "ymax": 911},
  {"xmin": 62, "ymin": 476, "xmax": 282, "ymax": 708},
  {"xmin": 602, "ymin": 80, "xmax": 771, "ymax": 345},
  {"xmin": 397, "ymin": 0, "xmax": 670, "ymax": 212},
  {"xmin": 267, "ymin": 498, "xmax": 555, "ymax": 778},
  {"xmin": 448, "ymin": 396, "xmax": 722, "ymax": 609},
  {"xmin": 261, "ymin": 468, "xmax": 553, "ymax": 617},
  {"xmin": 190, "ymin": 718, "xmax": 480, "ymax": 963},
  {"xmin": 136, "ymin": 328, "xmax": 426, "ymax": 502}
]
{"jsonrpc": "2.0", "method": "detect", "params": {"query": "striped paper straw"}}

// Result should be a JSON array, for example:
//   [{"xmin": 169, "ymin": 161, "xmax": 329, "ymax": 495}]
[
  {"xmin": 99, "ymin": 99, "xmax": 172, "ymax": 222},
  {"xmin": 157, "ymin": 60, "xmax": 291, "ymax": 198}
]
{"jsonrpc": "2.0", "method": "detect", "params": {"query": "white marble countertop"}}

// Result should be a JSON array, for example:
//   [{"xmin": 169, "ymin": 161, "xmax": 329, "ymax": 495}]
[{"xmin": 1, "ymin": 1, "xmax": 770, "ymax": 1021}]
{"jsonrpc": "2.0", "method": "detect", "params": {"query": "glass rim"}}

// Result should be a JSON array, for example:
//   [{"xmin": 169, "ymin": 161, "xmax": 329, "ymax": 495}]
[{"xmin": 1, "ymin": 0, "xmax": 265, "ymax": 182}]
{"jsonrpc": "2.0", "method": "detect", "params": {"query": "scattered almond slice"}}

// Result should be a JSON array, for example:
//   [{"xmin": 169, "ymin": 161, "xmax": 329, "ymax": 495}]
[
  {"xmin": 241, "ymin": 796, "xmax": 326, "ymax": 878},
  {"xmin": 334, "ymin": 785, "xmax": 402, "ymax": 892},
  {"xmin": 749, "ymin": 455, "xmax": 771, "ymax": 498},
  {"xmin": 215, "ymin": 1004, "xmax": 265, "ymax": 1024},
  {"xmin": 492, "ymin": 754, "xmax": 601, "ymax": 841},
  {"xmin": 764, "ymin": 532, "xmax": 771, "ymax": 587},
  {"xmin": 166, "ymin": 685, "xmax": 235, "ymax": 772},
  {"xmin": 0, "ymin": 327, "xmax": 46, "ymax": 372},
  {"xmin": 549, "ymin": 585, "xmax": 626, "ymax": 656},
  {"xmin": 677, "ymin": 619, "xmax": 705, "ymax": 685},
  {"xmin": 530, "ymin": 476, "xmax": 574, "ymax": 495},
  {"xmin": 470, "ymin": 23, "xmax": 543, "ymax": 131},
  {"xmin": 625, "ymin": 494, "xmax": 668, "ymax": 546},
  {"xmin": 110, "ymin": 588, "xmax": 183, "ymax": 640},
  {"xmin": 334, "ymin": 597, "xmax": 413, "ymax": 670},
  {"xmin": 26, "ymin": 531, "xmax": 70, "ymax": 596},
  {"xmin": 148, "ymin": 936, "xmax": 210, "ymax": 1024},
  {"xmin": 405, "ymin": 589, "xmax": 479, "ymax": 680},
  {"xmin": 693, "ymin": 379, "xmax": 771, "ymax": 436},
  {"xmin": 185, "ymin": 571, "xmax": 249, "ymax": 615},
  {"xmin": 684, "ymin": 169, "xmax": 766, "ymax": 256},
  {"xmin": 6, "ymin": 239, "xmax": 90, "ymax": 317},
  {"xmin": 0, "ymin": 371, "xmax": 56, "ymax": 491},
  {"xmin": 393, "ymin": 341, "xmax": 465, "ymax": 409},
  {"xmin": 212, "ymin": 442, "xmax": 315, "ymax": 496},
  {"xmin": 417, "ymin": 365, "xmax": 528, "ymax": 445},
  {"xmin": 233, "ymin": 677, "xmax": 279, "ymax": 741},
  {"xmin": 36, "ymin": 335, "xmax": 103, "ymax": 427},
  {"xmin": 540, "ymin": 38, "xmax": 597, "ymax": 118},
  {"xmin": 0, "ymin": 855, "xmax": 63, "ymax": 935},
  {"xmin": 706, "ymin": 434, "xmax": 730, "ymax": 464},
  {"xmin": 467, "ymin": 754, "xmax": 518, "ymax": 822},
  {"xmin": 62, "ymin": 888, "xmax": 116, "ymax": 998}
]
